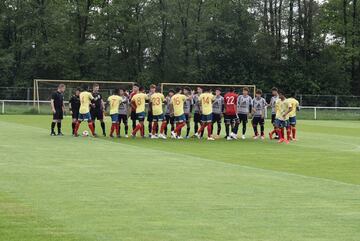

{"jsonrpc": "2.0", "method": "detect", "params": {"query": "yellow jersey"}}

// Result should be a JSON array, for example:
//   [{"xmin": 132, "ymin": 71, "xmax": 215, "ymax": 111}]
[
  {"xmin": 150, "ymin": 93, "xmax": 165, "ymax": 116},
  {"xmin": 171, "ymin": 94, "xmax": 186, "ymax": 117},
  {"xmin": 199, "ymin": 93, "xmax": 215, "ymax": 115},
  {"xmin": 132, "ymin": 93, "xmax": 148, "ymax": 113},
  {"xmin": 287, "ymin": 97, "xmax": 299, "ymax": 118},
  {"xmin": 275, "ymin": 98, "xmax": 291, "ymax": 121},
  {"xmin": 79, "ymin": 91, "xmax": 94, "ymax": 114},
  {"xmin": 107, "ymin": 95, "xmax": 123, "ymax": 115}
]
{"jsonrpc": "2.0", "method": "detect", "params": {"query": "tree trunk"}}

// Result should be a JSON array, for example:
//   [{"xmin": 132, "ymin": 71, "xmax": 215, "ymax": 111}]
[{"xmin": 288, "ymin": 0, "xmax": 294, "ymax": 50}]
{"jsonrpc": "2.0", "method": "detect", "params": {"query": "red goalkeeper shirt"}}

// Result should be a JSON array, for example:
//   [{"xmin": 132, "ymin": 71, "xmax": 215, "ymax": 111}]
[{"xmin": 224, "ymin": 92, "xmax": 238, "ymax": 115}]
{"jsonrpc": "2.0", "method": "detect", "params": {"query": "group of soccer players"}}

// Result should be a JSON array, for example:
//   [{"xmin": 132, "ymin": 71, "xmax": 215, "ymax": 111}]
[{"xmin": 50, "ymin": 83, "xmax": 299, "ymax": 143}]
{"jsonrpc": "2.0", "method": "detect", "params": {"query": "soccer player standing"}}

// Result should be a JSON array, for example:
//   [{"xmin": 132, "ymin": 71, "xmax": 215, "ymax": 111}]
[
  {"xmin": 74, "ymin": 87, "xmax": 96, "ymax": 137},
  {"xmin": 251, "ymin": 89, "xmax": 267, "ymax": 139},
  {"xmin": 131, "ymin": 87, "xmax": 149, "ymax": 138},
  {"xmin": 50, "ymin": 84, "xmax": 66, "ymax": 136},
  {"xmin": 171, "ymin": 88, "xmax": 187, "ymax": 139},
  {"xmin": 129, "ymin": 84, "xmax": 139, "ymax": 131},
  {"xmin": 269, "ymin": 87, "xmax": 279, "ymax": 139},
  {"xmin": 212, "ymin": 88, "xmax": 224, "ymax": 137},
  {"xmin": 195, "ymin": 88, "xmax": 216, "ymax": 141},
  {"xmin": 274, "ymin": 90, "xmax": 293, "ymax": 144},
  {"xmin": 150, "ymin": 87, "xmax": 167, "ymax": 139},
  {"xmin": 164, "ymin": 90, "xmax": 175, "ymax": 136},
  {"xmin": 224, "ymin": 88, "xmax": 239, "ymax": 140},
  {"xmin": 287, "ymin": 94, "xmax": 300, "ymax": 141},
  {"xmin": 69, "ymin": 88, "xmax": 81, "ymax": 136},
  {"xmin": 237, "ymin": 87, "xmax": 253, "ymax": 140},
  {"xmin": 90, "ymin": 84, "xmax": 106, "ymax": 136},
  {"xmin": 107, "ymin": 89, "xmax": 123, "ymax": 138},
  {"xmin": 147, "ymin": 84, "xmax": 156, "ymax": 137},
  {"xmin": 192, "ymin": 87, "xmax": 203, "ymax": 136},
  {"xmin": 183, "ymin": 87, "xmax": 193, "ymax": 139},
  {"xmin": 118, "ymin": 89, "xmax": 130, "ymax": 138}
]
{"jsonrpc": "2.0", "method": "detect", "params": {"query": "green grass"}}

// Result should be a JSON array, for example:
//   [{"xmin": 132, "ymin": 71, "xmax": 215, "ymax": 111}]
[{"xmin": 0, "ymin": 115, "xmax": 359, "ymax": 241}]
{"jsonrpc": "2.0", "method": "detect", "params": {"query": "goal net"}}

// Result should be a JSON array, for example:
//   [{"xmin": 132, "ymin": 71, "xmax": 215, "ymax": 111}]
[
  {"xmin": 33, "ymin": 79, "xmax": 135, "ymax": 113},
  {"xmin": 160, "ymin": 83, "xmax": 256, "ymax": 97}
]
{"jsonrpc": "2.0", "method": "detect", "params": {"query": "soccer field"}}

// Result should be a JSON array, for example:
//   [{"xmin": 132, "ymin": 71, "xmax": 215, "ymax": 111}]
[{"xmin": 0, "ymin": 115, "xmax": 359, "ymax": 241}]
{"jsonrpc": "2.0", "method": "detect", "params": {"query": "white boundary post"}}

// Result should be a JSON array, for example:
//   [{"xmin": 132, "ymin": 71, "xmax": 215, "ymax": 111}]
[
  {"xmin": 1, "ymin": 101, "xmax": 4, "ymax": 114},
  {"xmin": 314, "ymin": 107, "xmax": 317, "ymax": 120}
]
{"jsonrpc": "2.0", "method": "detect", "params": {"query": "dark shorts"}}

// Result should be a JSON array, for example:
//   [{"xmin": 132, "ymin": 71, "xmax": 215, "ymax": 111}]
[
  {"xmin": 224, "ymin": 114, "xmax": 239, "ymax": 124},
  {"xmin": 238, "ymin": 113, "xmax": 248, "ymax": 123},
  {"xmin": 201, "ymin": 114, "xmax": 212, "ymax": 123},
  {"xmin": 136, "ymin": 112, "xmax": 146, "ymax": 121},
  {"xmin": 271, "ymin": 114, "xmax": 276, "ymax": 124},
  {"xmin": 165, "ymin": 114, "xmax": 175, "ymax": 125},
  {"xmin": 91, "ymin": 109, "xmax": 104, "ymax": 120},
  {"xmin": 79, "ymin": 112, "xmax": 92, "ymax": 121},
  {"xmin": 147, "ymin": 111, "xmax": 153, "ymax": 122},
  {"xmin": 275, "ymin": 119, "xmax": 289, "ymax": 128},
  {"xmin": 175, "ymin": 114, "xmax": 186, "ymax": 123},
  {"xmin": 131, "ymin": 111, "xmax": 136, "ymax": 121},
  {"xmin": 53, "ymin": 109, "xmax": 63, "ymax": 120},
  {"xmin": 252, "ymin": 116, "xmax": 265, "ymax": 126},
  {"xmin": 153, "ymin": 114, "xmax": 165, "ymax": 122},
  {"xmin": 111, "ymin": 114, "xmax": 119, "ymax": 123},
  {"xmin": 212, "ymin": 113, "xmax": 222, "ymax": 124},
  {"xmin": 71, "ymin": 111, "xmax": 79, "ymax": 119},
  {"xmin": 194, "ymin": 112, "xmax": 201, "ymax": 123},
  {"xmin": 118, "ymin": 114, "xmax": 128, "ymax": 124},
  {"xmin": 289, "ymin": 116, "xmax": 297, "ymax": 125}
]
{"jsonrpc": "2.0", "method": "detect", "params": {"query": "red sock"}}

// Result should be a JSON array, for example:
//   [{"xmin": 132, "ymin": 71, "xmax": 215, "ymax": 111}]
[
  {"xmin": 197, "ymin": 123, "xmax": 207, "ymax": 134},
  {"xmin": 132, "ymin": 124, "xmax": 141, "ymax": 136},
  {"xmin": 152, "ymin": 122, "xmax": 158, "ymax": 135},
  {"xmin": 286, "ymin": 127, "xmax": 291, "ymax": 140},
  {"xmin": 175, "ymin": 122, "xmax": 185, "ymax": 136},
  {"xmin": 74, "ymin": 121, "xmax": 81, "ymax": 135},
  {"xmin": 88, "ymin": 122, "xmax": 95, "ymax": 135},
  {"xmin": 292, "ymin": 127, "xmax": 296, "ymax": 139},
  {"xmin": 160, "ymin": 121, "xmax": 167, "ymax": 134},
  {"xmin": 279, "ymin": 128, "xmax": 284, "ymax": 139},
  {"xmin": 207, "ymin": 123, "xmax": 212, "ymax": 137},
  {"xmin": 269, "ymin": 129, "xmax": 275, "ymax": 138},
  {"xmin": 110, "ymin": 123, "xmax": 115, "ymax": 136},
  {"xmin": 115, "ymin": 124, "xmax": 120, "ymax": 136},
  {"xmin": 140, "ymin": 124, "xmax": 145, "ymax": 137}
]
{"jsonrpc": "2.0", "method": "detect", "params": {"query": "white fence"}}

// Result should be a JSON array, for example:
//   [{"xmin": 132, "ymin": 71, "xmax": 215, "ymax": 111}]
[{"xmin": 1, "ymin": 100, "xmax": 360, "ymax": 120}]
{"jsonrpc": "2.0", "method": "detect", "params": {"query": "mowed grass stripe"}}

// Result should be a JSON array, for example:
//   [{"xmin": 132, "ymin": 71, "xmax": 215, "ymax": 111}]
[{"xmin": 0, "ymin": 120, "xmax": 360, "ymax": 241}]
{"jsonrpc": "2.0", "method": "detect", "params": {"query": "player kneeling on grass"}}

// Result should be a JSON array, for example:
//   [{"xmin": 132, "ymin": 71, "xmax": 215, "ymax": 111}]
[
  {"xmin": 50, "ymin": 84, "xmax": 66, "ymax": 136},
  {"xmin": 74, "ymin": 87, "xmax": 96, "ymax": 137},
  {"xmin": 287, "ymin": 94, "xmax": 300, "ymax": 141},
  {"xmin": 171, "ymin": 88, "xmax": 188, "ymax": 139},
  {"xmin": 150, "ymin": 87, "xmax": 167, "ymax": 139},
  {"xmin": 273, "ymin": 90, "xmax": 292, "ymax": 144},
  {"xmin": 107, "ymin": 89, "xmax": 123, "ymax": 138},
  {"xmin": 195, "ymin": 88, "xmax": 216, "ymax": 141},
  {"xmin": 69, "ymin": 88, "xmax": 81, "ymax": 136},
  {"xmin": 251, "ymin": 89, "xmax": 267, "ymax": 139},
  {"xmin": 131, "ymin": 87, "xmax": 149, "ymax": 138}
]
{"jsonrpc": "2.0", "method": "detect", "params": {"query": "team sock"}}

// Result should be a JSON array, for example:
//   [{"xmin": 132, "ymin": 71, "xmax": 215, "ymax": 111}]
[
  {"xmin": 140, "ymin": 125, "xmax": 145, "ymax": 137},
  {"xmin": 132, "ymin": 124, "xmax": 142, "ymax": 136},
  {"xmin": 207, "ymin": 123, "xmax": 212, "ymax": 138},
  {"xmin": 186, "ymin": 125, "xmax": 190, "ymax": 137},
  {"xmin": 292, "ymin": 126, "xmax": 296, "ymax": 139},
  {"xmin": 160, "ymin": 121, "xmax": 167, "ymax": 134},
  {"xmin": 194, "ymin": 122, "xmax": 199, "ymax": 134},
  {"xmin": 253, "ymin": 125, "xmax": 258, "ymax": 136},
  {"xmin": 115, "ymin": 124, "xmax": 120, "ymax": 136},
  {"xmin": 124, "ymin": 124, "xmax": 129, "ymax": 135},
  {"xmin": 175, "ymin": 122, "xmax": 185, "ymax": 136},
  {"xmin": 286, "ymin": 127, "xmax": 291, "ymax": 140},
  {"xmin": 225, "ymin": 124, "xmax": 230, "ymax": 137},
  {"xmin": 72, "ymin": 122, "xmax": 76, "ymax": 134},
  {"xmin": 260, "ymin": 125, "xmax": 264, "ymax": 136},
  {"xmin": 217, "ymin": 123, "xmax": 221, "ymax": 136},
  {"xmin": 88, "ymin": 122, "xmax": 95, "ymax": 135},
  {"xmin": 74, "ymin": 121, "xmax": 81, "ymax": 135},
  {"xmin": 51, "ymin": 122, "xmax": 56, "ymax": 133},
  {"xmin": 152, "ymin": 122, "xmax": 158, "ymax": 135},
  {"xmin": 110, "ymin": 123, "xmax": 116, "ymax": 136},
  {"xmin": 57, "ymin": 122, "xmax": 62, "ymax": 134},
  {"xmin": 100, "ymin": 122, "xmax": 106, "ymax": 135},
  {"xmin": 233, "ymin": 123, "xmax": 239, "ymax": 134},
  {"xmin": 148, "ymin": 122, "xmax": 152, "ymax": 135},
  {"xmin": 242, "ymin": 123, "xmax": 246, "ymax": 135}
]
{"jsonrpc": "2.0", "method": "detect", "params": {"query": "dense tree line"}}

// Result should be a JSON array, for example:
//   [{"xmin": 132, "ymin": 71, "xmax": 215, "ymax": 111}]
[{"xmin": 0, "ymin": 0, "xmax": 359, "ymax": 95}]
